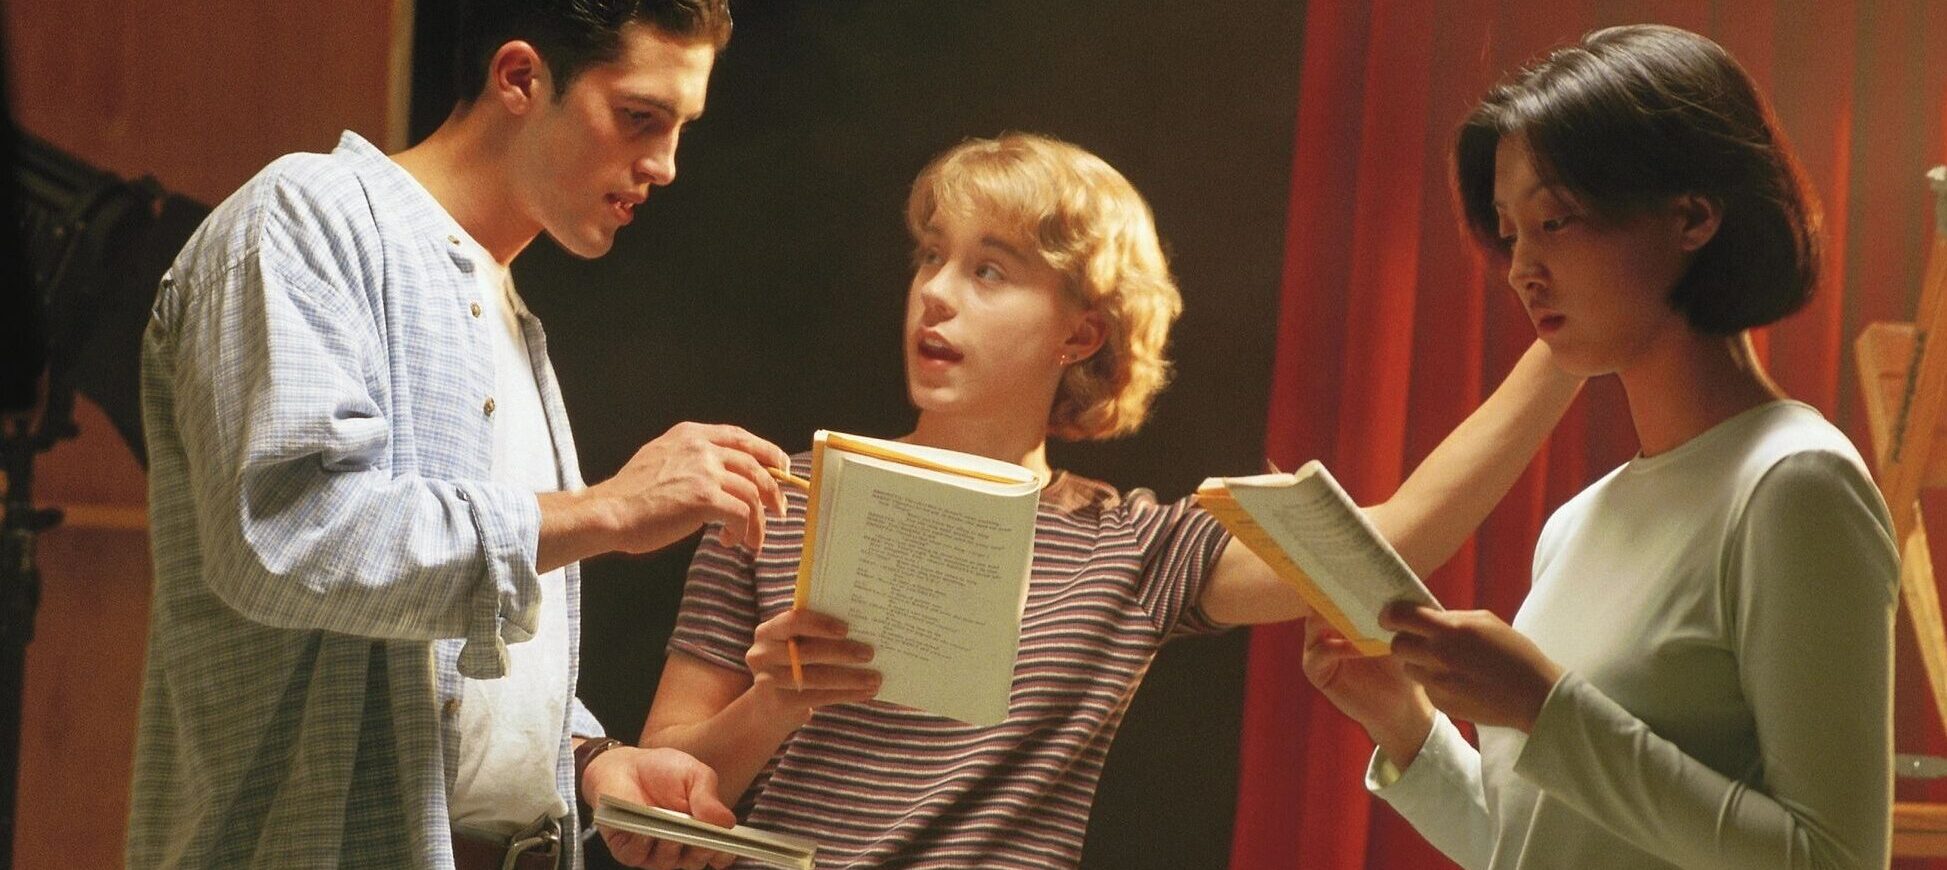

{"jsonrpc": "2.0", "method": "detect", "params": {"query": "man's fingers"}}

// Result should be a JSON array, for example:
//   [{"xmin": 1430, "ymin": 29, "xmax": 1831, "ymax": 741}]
[
  {"xmin": 701, "ymin": 424, "xmax": 792, "ymax": 476},
  {"xmin": 720, "ymin": 447, "xmax": 787, "ymax": 520},
  {"xmin": 701, "ymin": 425, "xmax": 792, "ymax": 525},
  {"xmin": 709, "ymin": 472, "xmax": 766, "ymax": 551},
  {"xmin": 604, "ymin": 830, "xmax": 652, "ymax": 868},
  {"xmin": 645, "ymin": 836, "xmax": 686, "ymax": 870},
  {"xmin": 687, "ymin": 765, "xmax": 738, "ymax": 828},
  {"xmin": 705, "ymin": 488, "xmax": 761, "ymax": 551}
]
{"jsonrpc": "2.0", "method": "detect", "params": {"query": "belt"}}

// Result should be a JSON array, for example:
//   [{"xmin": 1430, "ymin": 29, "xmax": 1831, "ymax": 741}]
[{"xmin": 452, "ymin": 815, "xmax": 563, "ymax": 870}]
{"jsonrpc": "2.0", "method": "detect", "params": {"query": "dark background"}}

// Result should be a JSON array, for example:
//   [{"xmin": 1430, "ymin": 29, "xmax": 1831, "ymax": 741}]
[{"xmin": 414, "ymin": 3, "xmax": 1306, "ymax": 867}]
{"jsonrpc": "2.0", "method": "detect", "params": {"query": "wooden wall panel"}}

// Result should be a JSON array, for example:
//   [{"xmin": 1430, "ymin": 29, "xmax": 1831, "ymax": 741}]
[
  {"xmin": 6, "ymin": 0, "xmax": 410, "ymax": 205},
  {"xmin": 5, "ymin": 2, "xmax": 410, "ymax": 865},
  {"xmin": 14, "ymin": 401, "xmax": 148, "ymax": 870}
]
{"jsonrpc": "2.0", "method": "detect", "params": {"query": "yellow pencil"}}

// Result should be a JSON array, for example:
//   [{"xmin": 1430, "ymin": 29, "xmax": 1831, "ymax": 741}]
[
  {"xmin": 765, "ymin": 466, "xmax": 810, "ymax": 689},
  {"xmin": 767, "ymin": 466, "xmax": 810, "ymax": 490}
]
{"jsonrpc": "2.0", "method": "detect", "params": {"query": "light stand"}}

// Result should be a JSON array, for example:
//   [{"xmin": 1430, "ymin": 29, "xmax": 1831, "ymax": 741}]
[{"xmin": 2, "ymin": 133, "xmax": 169, "ymax": 870}]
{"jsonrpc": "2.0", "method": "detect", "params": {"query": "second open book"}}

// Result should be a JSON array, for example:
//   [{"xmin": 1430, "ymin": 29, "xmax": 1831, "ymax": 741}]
[
  {"xmin": 1197, "ymin": 461, "xmax": 1440, "ymax": 655},
  {"xmin": 794, "ymin": 431, "xmax": 1042, "ymax": 727},
  {"xmin": 594, "ymin": 796, "xmax": 816, "ymax": 870},
  {"xmin": 792, "ymin": 435, "xmax": 1432, "ymax": 728}
]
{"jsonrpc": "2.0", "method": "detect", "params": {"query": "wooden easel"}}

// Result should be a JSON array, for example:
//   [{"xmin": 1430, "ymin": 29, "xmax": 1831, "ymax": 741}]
[{"xmin": 1855, "ymin": 165, "xmax": 1947, "ymax": 856}]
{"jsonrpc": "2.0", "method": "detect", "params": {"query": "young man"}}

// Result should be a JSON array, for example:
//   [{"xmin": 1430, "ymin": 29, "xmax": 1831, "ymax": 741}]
[{"xmin": 129, "ymin": 2, "xmax": 771, "ymax": 868}]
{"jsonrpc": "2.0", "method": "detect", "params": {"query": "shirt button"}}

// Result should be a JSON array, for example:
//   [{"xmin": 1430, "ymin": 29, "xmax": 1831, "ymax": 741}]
[
  {"xmin": 483, "ymin": 397, "xmax": 496, "ymax": 416},
  {"xmin": 443, "ymin": 698, "xmax": 461, "ymax": 718},
  {"xmin": 469, "ymin": 301, "xmax": 482, "ymax": 318},
  {"xmin": 447, "ymin": 234, "xmax": 461, "ymax": 246}
]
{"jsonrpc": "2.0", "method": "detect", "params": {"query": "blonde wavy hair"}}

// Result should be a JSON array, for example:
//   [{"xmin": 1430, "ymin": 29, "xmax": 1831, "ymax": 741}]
[{"xmin": 905, "ymin": 133, "xmax": 1183, "ymax": 441}]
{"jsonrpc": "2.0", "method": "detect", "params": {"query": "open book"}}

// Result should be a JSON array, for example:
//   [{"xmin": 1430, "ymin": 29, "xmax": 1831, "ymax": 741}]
[
  {"xmin": 795, "ymin": 431, "xmax": 1043, "ymax": 726},
  {"xmin": 593, "ymin": 796, "xmax": 817, "ymax": 870},
  {"xmin": 1196, "ymin": 460, "xmax": 1439, "ymax": 655}
]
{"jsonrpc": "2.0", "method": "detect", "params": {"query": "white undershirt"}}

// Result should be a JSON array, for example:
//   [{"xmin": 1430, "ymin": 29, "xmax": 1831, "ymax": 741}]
[{"xmin": 447, "ymin": 237, "xmax": 573, "ymax": 836}]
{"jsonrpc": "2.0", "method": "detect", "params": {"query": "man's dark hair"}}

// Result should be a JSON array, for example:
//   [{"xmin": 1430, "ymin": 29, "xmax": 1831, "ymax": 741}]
[
  {"xmin": 1454, "ymin": 24, "xmax": 1820, "ymax": 335},
  {"xmin": 453, "ymin": 0, "xmax": 732, "ymax": 105}
]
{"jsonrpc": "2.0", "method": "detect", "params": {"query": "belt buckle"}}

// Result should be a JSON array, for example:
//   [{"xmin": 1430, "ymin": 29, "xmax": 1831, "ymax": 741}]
[{"xmin": 502, "ymin": 813, "xmax": 562, "ymax": 870}]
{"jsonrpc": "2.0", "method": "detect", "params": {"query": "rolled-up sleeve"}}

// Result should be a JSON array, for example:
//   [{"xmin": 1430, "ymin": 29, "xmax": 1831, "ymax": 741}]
[{"xmin": 158, "ymin": 228, "xmax": 542, "ymax": 678}]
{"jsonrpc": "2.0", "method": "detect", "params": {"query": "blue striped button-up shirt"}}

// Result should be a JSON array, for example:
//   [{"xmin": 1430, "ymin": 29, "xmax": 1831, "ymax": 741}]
[{"xmin": 131, "ymin": 131, "xmax": 605, "ymax": 868}]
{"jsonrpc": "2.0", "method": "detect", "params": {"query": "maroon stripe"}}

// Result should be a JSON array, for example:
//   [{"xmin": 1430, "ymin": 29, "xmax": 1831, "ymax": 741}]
[{"xmin": 667, "ymin": 465, "xmax": 1231, "ymax": 867}]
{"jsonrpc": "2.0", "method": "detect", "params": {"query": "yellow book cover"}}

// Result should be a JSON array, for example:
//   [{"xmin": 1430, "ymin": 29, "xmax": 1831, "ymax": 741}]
[
  {"xmin": 1196, "ymin": 460, "xmax": 1439, "ymax": 655},
  {"xmin": 792, "ymin": 431, "xmax": 1043, "ymax": 726}
]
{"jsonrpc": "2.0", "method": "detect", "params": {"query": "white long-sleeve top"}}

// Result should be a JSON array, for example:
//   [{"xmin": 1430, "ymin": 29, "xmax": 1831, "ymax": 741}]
[{"xmin": 1370, "ymin": 400, "xmax": 1899, "ymax": 869}]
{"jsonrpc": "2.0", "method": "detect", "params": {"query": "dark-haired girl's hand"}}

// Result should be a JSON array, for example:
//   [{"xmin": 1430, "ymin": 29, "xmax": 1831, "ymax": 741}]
[
  {"xmin": 1380, "ymin": 603, "xmax": 1564, "ymax": 732},
  {"xmin": 1302, "ymin": 615, "xmax": 1437, "ymax": 766}
]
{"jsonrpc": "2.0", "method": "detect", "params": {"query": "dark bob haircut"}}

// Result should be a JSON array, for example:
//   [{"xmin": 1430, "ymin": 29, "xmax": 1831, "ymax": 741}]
[
  {"xmin": 1454, "ymin": 24, "xmax": 1820, "ymax": 335},
  {"xmin": 452, "ymin": 0, "xmax": 732, "ymax": 106}
]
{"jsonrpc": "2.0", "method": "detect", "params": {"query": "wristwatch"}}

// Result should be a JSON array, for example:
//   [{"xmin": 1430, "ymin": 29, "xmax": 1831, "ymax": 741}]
[{"xmin": 574, "ymin": 736, "xmax": 627, "ymax": 818}]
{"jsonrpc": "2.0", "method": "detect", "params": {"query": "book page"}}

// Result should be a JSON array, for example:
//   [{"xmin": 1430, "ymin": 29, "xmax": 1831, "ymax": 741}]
[
  {"xmin": 594, "ymin": 797, "xmax": 815, "ymax": 870},
  {"xmin": 1227, "ymin": 465, "xmax": 1436, "ymax": 644},
  {"xmin": 823, "ymin": 431, "xmax": 1040, "ymax": 489},
  {"xmin": 806, "ymin": 452, "xmax": 1038, "ymax": 726}
]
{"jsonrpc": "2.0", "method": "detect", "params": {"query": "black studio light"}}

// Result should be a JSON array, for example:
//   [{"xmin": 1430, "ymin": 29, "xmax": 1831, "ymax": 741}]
[{"xmin": 2, "ymin": 96, "xmax": 206, "ymax": 870}]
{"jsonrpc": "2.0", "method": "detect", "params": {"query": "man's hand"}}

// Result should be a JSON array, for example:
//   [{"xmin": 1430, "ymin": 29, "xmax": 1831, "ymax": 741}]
[
  {"xmin": 581, "ymin": 745, "xmax": 738, "ymax": 870},
  {"xmin": 1381, "ymin": 603, "xmax": 1564, "ymax": 732},
  {"xmin": 540, "ymin": 423, "xmax": 791, "ymax": 572}
]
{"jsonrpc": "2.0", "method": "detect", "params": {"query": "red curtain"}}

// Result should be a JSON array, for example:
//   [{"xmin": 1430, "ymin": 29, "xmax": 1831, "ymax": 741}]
[{"xmin": 1230, "ymin": 1, "xmax": 1947, "ymax": 867}]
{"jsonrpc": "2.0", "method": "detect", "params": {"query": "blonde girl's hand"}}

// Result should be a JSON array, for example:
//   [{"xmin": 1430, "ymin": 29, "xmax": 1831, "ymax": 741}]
[{"xmin": 744, "ymin": 608, "xmax": 881, "ymax": 721}]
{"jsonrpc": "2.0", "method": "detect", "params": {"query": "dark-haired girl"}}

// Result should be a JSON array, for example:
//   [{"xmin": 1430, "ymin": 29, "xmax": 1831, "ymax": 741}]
[{"xmin": 1305, "ymin": 24, "xmax": 1899, "ymax": 869}]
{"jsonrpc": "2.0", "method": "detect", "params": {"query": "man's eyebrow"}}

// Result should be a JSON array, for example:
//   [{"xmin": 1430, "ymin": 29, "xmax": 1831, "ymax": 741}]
[{"xmin": 618, "ymin": 92, "xmax": 703, "ymax": 123}]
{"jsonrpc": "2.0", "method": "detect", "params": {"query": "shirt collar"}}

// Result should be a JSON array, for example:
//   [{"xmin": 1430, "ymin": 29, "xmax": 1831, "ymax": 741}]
[{"xmin": 331, "ymin": 130, "xmax": 504, "ymax": 270}]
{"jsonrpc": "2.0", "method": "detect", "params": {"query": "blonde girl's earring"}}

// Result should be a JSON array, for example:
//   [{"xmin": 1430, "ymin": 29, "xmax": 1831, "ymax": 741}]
[{"xmin": 1058, "ymin": 353, "xmax": 1072, "ymax": 367}]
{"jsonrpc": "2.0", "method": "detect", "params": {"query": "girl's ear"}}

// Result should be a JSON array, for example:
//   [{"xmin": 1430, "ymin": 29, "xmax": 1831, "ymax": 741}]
[
  {"xmin": 1061, "ymin": 308, "xmax": 1108, "ymax": 366},
  {"xmin": 1674, "ymin": 193, "xmax": 1722, "ymax": 253}
]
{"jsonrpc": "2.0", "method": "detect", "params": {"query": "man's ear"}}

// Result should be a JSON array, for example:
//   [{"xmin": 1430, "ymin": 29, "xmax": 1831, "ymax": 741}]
[
  {"xmin": 1061, "ymin": 309, "xmax": 1108, "ymax": 366},
  {"xmin": 487, "ymin": 41, "xmax": 548, "ymax": 114},
  {"xmin": 1674, "ymin": 193, "xmax": 1722, "ymax": 253}
]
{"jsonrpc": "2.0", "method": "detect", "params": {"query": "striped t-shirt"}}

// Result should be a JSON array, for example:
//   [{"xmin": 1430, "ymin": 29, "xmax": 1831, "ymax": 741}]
[{"xmin": 669, "ymin": 456, "xmax": 1233, "ymax": 868}]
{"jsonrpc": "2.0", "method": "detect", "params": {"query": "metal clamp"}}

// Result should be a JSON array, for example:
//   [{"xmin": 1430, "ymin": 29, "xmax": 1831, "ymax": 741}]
[
  {"xmin": 1930, "ymin": 166, "xmax": 1945, "ymax": 236},
  {"xmin": 502, "ymin": 813, "xmax": 563, "ymax": 870}
]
